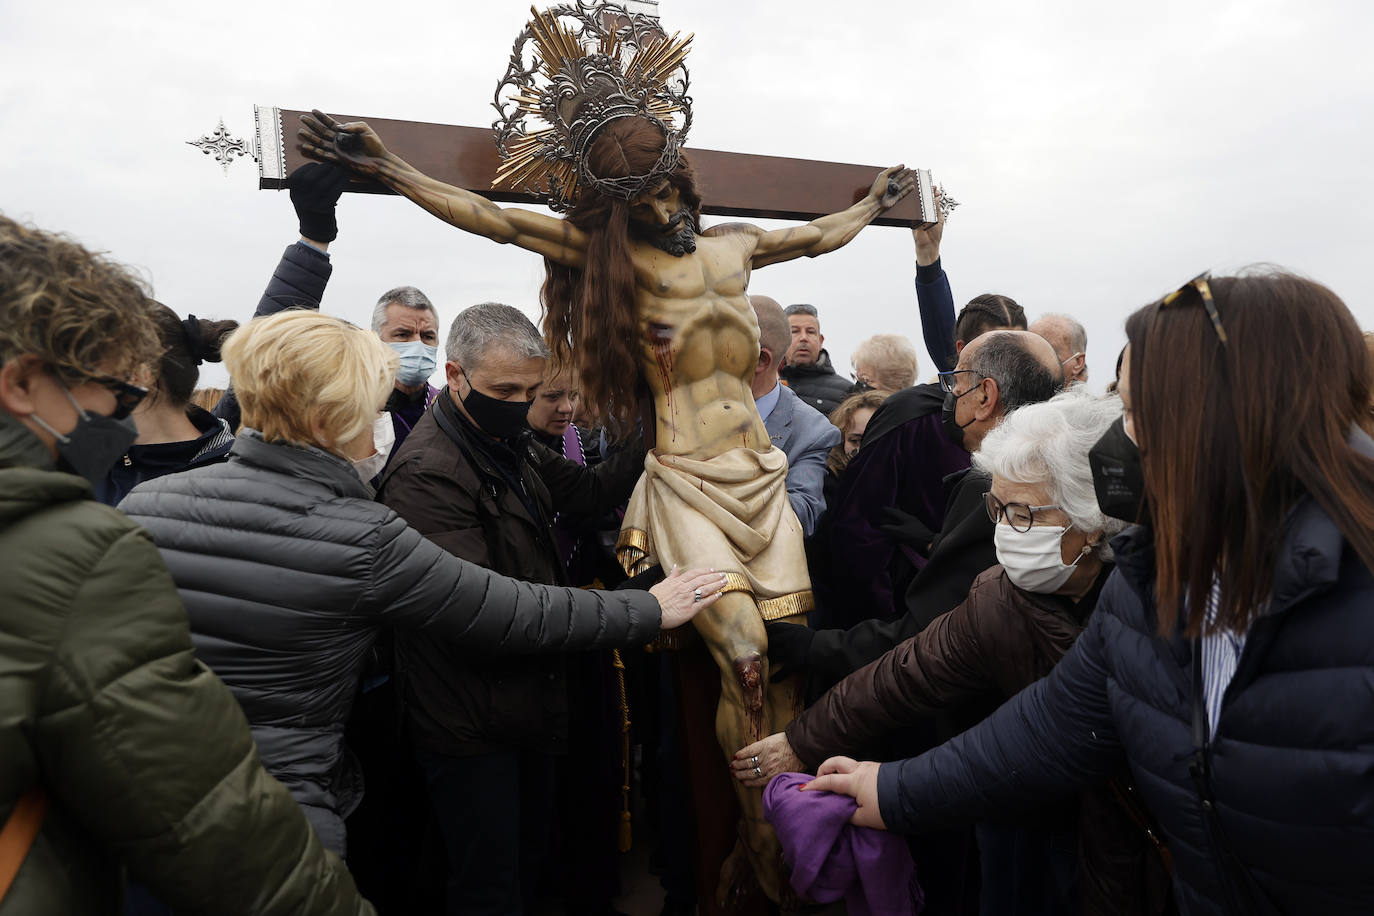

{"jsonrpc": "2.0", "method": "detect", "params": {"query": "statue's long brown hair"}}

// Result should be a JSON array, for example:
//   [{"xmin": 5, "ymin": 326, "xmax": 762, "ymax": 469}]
[
  {"xmin": 541, "ymin": 118, "xmax": 702, "ymax": 438},
  {"xmin": 1129, "ymin": 270, "xmax": 1374, "ymax": 636}
]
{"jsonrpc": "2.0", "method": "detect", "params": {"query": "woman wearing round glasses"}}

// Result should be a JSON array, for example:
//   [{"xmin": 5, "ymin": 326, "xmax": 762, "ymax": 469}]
[{"xmin": 734, "ymin": 390, "xmax": 1175, "ymax": 911}]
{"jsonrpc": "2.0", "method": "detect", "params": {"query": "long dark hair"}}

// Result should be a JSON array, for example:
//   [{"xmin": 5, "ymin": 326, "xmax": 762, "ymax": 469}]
[
  {"xmin": 1128, "ymin": 269, "xmax": 1374, "ymax": 635},
  {"xmin": 541, "ymin": 117, "xmax": 702, "ymax": 438}
]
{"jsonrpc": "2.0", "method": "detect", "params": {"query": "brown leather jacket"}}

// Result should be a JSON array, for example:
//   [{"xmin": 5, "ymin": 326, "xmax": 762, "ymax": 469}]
[
  {"xmin": 787, "ymin": 564, "xmax": 1173, "ymax": 915},
  {"xmin": 787, "ymin": 566, "xmax": 1094, "ymax": 765}
]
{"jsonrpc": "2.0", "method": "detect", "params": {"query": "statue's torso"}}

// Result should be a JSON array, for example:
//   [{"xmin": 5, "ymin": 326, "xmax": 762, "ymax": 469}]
[{"xmin": 631, "ymin": 232, "xmax": 770, "ymax": 459}]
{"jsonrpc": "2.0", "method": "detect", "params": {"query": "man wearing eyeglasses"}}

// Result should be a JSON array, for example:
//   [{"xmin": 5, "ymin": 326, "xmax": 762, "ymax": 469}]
[
  {"xmin": 769, "ymin": 330, "xmax": 1065, "ymax": 689},
  {"xmin": 1029, "ymin": 313, "xmax": 1089, "ymax": 385}
]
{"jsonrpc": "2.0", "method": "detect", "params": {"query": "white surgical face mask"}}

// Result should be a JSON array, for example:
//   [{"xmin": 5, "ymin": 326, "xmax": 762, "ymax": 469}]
[
  {"xmin": 388, "ymin": 340, "xmax": 438, "ymax": 388},
  {"xmin": 351, "ymin": 413, "xmax": 396, "ymax": 483},
  {"xmin": 994, "ymin": 523, "xmax": 1088, "ymax": 594}
]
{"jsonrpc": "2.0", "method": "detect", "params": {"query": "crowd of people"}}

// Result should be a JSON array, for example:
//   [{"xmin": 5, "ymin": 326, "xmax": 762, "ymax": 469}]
[{"xmin": 3, "ymin": 157, "xmax": 1373, "ymax": 916}]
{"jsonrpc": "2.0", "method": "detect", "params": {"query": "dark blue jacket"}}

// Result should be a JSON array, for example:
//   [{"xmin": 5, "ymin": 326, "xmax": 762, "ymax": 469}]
[
  {"xmin": 94, "ymin": 405, "xmax": 234, "ymax": 506},
  {"xmin": 914, "ymin": 257, "xmax": 956, "ymax": 373},
  {"xmin": 876, "ymin": 480, "xmax": 1374, "ymax": 914}
]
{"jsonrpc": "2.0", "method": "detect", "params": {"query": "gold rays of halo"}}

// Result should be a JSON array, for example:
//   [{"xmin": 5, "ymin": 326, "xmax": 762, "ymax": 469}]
[{"xmin": 492, "ymin": 3, "xmax": 693, "ymax": 199}]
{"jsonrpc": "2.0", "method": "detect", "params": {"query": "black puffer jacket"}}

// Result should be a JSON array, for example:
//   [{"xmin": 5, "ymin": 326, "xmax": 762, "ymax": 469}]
[
  {"xmin": 120, "ymin": 430, "xmax": 661, "ymax": 855},
  {"xmin": 781, "ymin": 349, "xmax": 855, "ymax": 417}
]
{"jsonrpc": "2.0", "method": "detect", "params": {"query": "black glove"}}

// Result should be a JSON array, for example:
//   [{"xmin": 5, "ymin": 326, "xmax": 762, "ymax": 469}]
[
  {"xmin": 765, "ymin": 620, "xmax": 816, "ymax": 683},
  {"xmin": 287, "ymin": 162, "xmax": 349, "ymax": 242},
  {"xmin": 878, "ymin": 506, "xmax": 935, "ymax": 556}
]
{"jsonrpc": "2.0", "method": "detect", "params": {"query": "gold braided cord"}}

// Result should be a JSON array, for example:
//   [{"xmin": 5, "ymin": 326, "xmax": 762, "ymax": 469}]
[
  {"xmin": 757, "ymin": 591, "xmax": 815, "ymax": 621},
  {"xmin": 613, "ymin": 648, "xmax": 633, "ymax": 852}
]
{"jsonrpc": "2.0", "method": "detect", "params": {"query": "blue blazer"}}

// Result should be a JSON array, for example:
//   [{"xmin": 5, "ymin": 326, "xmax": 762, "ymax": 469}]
[{"xmin": 764, "ymin": 384, "xmax": 841, "ymax": 537}]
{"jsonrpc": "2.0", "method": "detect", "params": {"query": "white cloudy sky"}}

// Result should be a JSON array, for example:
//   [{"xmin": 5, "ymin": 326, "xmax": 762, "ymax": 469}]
[{"xmin": 3, "ymin": 0, "xmax": 1371, "ymax": 391}]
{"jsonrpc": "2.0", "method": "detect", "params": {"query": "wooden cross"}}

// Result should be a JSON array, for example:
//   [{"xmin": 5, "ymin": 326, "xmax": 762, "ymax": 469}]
[{"xmin": 253, "ymin": 106, "xmax": 939, "ymax": 228}]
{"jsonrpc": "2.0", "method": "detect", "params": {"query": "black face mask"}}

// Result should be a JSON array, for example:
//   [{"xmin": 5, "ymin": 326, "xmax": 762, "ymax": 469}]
[
  {"xmin": 461, "ymin": 376, "xmax": 533, "ymax": 440},
  {"xmin": 941, "ymin": 387, "xmax": 978, "ymax": 449},
  {"xmin": 1089, "ymin": 416, "xmax": 1146, "ymax": 523},
  {"xmin": 29, "ymin": 388, "xmax": 139, "ymax": 487}
]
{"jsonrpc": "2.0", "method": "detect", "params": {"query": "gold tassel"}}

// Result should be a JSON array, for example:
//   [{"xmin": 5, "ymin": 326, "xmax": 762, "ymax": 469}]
[{"xmin": 615, "ymin": 650, "xmax": 629, "ymax": 851}]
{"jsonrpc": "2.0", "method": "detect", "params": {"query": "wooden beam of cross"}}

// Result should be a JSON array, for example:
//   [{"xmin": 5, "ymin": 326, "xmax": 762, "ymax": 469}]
[{"xmin": 254, "ymin": 106, "xmax": 940, "ymax": 228}]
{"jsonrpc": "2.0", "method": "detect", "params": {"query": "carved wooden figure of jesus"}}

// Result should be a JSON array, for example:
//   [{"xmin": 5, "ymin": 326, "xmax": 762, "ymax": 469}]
[{"xmin": 299, "ymin": 110, "xmax": 913, "ymax": 902}]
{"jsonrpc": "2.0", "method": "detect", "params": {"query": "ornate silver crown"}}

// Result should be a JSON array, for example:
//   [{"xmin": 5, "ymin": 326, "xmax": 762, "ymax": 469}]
[{"xmin": 491, "ymin": 1, "xmax": 693, "ymax": 211}]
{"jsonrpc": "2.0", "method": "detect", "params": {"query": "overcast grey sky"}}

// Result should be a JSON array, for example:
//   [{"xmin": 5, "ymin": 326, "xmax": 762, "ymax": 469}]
[{"xmin": 3, "ymin": 0, "xmax": 1371, "ymax": 391}]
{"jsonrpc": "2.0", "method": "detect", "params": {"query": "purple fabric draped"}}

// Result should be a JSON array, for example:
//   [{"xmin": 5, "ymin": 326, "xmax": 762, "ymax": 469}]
[{"xmin": 763, "ymin": 772, "xmax": 922, "ymax": 915}]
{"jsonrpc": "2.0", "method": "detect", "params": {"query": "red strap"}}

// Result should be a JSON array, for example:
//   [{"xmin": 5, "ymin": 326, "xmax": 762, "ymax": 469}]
[{"xmin": 0, "ymin": 787, "xmax": 49, "ymax": 903}]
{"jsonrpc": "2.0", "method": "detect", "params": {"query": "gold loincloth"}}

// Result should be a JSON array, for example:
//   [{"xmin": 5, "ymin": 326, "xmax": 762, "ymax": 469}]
[{"xmin": 617, "ymin": 446, "xmax": 814, "ymax": 630}]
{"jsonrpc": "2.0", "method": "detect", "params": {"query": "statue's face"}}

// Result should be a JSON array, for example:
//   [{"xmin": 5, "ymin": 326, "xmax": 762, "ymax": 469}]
[{"xmin": 630, "ymin": 179, "xmax": 696, "ymax": 257}]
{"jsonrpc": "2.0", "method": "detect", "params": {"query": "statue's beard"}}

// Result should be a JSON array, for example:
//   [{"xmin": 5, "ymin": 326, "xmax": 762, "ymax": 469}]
[{"xmin": 632, "ymin": 207, "xmax": 697, "ymax": 257}]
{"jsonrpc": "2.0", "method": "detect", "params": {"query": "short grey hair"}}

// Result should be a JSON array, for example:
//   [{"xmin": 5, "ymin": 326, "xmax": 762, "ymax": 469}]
[
  {"xmin": 968, "ymin": 331, "xmax": 1063, "ymax": 411},
  {"xmin": 1033, "ymin": 313, "xmax": 1088, "ymax": 355},
  {"xmin": 852, "ymin": 334, "xmax": 918, "ymax": 391},
  {"xmin": 371, "ymin": 286, "xmax": 439, "ymax": 333},
  {"xmin": 784, "ymin": 303, "xmax": 818, "ymax": 318},
  {"xmin": 973, "ymin": 388, "xmax": 1127, "ymax": 557},
  {"xmin": 446, "ymin": 302, "xmax": 550, "ymax": 369},
  {"xmin": 750, "ymin": 296, "xmax": 790, "ymax": 360}
]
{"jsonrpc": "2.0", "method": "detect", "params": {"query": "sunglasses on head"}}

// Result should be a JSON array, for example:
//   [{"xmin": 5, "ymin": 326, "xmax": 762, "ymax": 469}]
[{"xmin": 1159, "ymin": 271, "xmax": 1228, "ymax": 346}]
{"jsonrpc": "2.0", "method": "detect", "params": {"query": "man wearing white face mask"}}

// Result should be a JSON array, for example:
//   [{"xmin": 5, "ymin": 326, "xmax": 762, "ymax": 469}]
[
  {"xmin": 371, "ymin": 285, "xmax": 441, "ymax": 455},
  {"xmin": 735, "ymin": 391, "xmax": 1172, "ymax": 914}
]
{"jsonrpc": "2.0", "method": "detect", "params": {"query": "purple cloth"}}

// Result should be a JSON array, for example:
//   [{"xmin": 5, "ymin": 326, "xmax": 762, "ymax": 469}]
[
  {"xmin": 763, "ymin": 772, "xmax": 922, "ymax": 916},
  {"xmin": 389, "ymin": 383, "xmax": 441, "ymax": 450}
]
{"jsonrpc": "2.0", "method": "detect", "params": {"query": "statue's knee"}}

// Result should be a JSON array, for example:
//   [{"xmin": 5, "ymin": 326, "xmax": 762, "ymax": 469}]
[{"xmin": 733, "ymin": 653, "xmax": 764, "ymax": 713}]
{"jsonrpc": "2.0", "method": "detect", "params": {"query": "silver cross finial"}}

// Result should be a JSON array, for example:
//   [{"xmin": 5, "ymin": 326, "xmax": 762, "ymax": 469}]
[{"xmin": 187, "ymin": 118, "xmax": 257, "ymax": 176}]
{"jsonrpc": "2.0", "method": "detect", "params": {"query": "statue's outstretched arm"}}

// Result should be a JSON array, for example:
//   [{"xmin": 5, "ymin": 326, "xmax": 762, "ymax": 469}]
[
  {"xmin": 298, "ymin": 110, "xmax": 587, "ymax": 268},
  {"xmin": 749, "ymin": 165, "xmax": 915, "ymax": 269}
]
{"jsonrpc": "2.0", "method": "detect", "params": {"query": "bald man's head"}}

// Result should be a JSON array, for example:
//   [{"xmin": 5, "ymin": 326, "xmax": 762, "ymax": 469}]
[
  {"xmin": 750, "ymin": 295, "xmax": 791, "ymax": 365},
  {"xmin": 948, "ymin": 330, "xmax": 1063, "ymax": 452},
  {"xmin": 1029, "ymin": 313, "xmax": 1088, "ymax": 383},
  {"xmin": 961, "ymin": 330, "xmax": 1064, "ymax": 411}
]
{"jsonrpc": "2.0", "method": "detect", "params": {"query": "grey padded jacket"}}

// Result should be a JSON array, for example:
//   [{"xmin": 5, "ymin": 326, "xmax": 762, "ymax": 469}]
[{"xmin": 120, "ymin": 430, "xmax": 662, "ymax": 855}]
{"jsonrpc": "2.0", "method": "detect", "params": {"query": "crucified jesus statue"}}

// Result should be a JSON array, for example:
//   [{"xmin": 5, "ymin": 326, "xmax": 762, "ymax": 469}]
[{"xmin": 300, "ymin": 94, "xmax": 911, "ymax": 906}]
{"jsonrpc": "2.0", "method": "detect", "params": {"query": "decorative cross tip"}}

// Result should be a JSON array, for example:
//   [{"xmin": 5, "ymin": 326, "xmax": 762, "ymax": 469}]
[
  {"xmin": 937, "ymin": 185, "xmax": 961, "ymax": 219},
  {"xmin": 187, "ymin": 118, "xmax": 257, "ymax": 176}
]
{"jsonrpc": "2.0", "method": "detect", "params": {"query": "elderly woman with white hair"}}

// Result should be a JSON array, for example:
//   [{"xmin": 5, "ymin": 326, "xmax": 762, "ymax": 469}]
[
  {"xmin": 120, "ymin": 310, "xmax": 724, "ymax": 858},
  {"xmin": 733, "ymin": 390, "xmax": 1170, "ymax": 913}
]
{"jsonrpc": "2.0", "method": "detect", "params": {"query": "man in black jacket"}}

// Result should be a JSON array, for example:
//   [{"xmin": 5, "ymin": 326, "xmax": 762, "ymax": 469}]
[
  {"xmin": 780, "ymin": 303, "xmax": 855, "ymax": 416},
  {"xmin": 769, "ymin": 330, "xmax": 1064, "ymax": 691},
  {"xmin": 378, "ymin": 303, "xmax": 647, "ymax": 916}
]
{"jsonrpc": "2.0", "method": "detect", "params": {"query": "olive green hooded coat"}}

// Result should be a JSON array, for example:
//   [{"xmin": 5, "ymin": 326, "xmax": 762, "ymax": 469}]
[{"xmin": 0, "ymin": 412, "xmax": 371, "ymax": 915}]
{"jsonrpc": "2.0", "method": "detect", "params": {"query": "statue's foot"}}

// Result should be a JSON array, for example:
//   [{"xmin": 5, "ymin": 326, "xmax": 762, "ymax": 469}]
[{"xmin": 715, "ymin": 837, "xmax": 761, "ymax": 913}]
